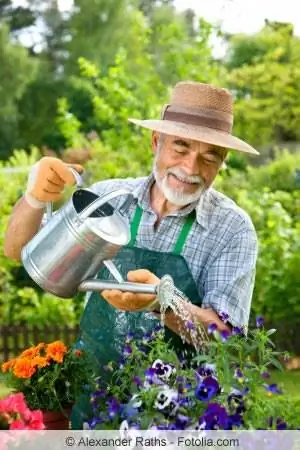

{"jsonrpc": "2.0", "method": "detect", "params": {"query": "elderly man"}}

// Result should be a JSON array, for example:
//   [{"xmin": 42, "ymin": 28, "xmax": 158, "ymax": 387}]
[{"xmin": 4, "ymin": 81, "xmax": 258, "ymax": 426}]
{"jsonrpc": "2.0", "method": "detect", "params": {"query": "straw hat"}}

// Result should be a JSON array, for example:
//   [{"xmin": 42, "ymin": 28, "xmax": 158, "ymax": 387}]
[{"xmin": 129, "ymin": 81, "xmax": 259, "ymax": 155}]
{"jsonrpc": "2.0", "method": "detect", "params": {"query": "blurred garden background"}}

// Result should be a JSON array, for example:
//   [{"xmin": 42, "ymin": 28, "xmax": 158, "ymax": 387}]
[{"xmin": 0, "ymin": 0, "xmax": 299, "ymax": 395}]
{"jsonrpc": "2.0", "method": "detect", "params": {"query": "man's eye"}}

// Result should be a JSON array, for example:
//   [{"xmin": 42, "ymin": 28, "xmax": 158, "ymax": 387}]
[{"xmin": 173, "ymin": 146, "xmax": 186, "ymax": 153}]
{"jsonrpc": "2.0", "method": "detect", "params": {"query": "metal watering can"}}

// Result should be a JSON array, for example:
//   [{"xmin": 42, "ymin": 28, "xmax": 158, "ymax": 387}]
[{"xmin": 21, "ymin": 169, "xmax": 161, "ymax": 299}]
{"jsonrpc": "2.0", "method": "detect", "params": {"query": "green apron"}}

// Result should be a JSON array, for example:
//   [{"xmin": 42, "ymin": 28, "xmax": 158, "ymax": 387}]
[{"xmin": 71, "ymin": 205, "xmax": 202, "ymax": 429}]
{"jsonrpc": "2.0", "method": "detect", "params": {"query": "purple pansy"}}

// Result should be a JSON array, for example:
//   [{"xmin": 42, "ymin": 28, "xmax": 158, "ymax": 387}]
[
  {"xmin": 219, "ymin": 312, "xmax": 229, "ymax": 323},
  {"xmin": 208, "ymin": 323, "xmax": 217, "ymax": 334},
  {"xmin": 199, "ymin": 403, "xmax": 229, "ymax": 429},
  {"xmin": 264, "ymin": 383, "xmax": 282, "ymax": 394},
  {"xmin": 220, "ymin": 329, "xmax": 231, "ymax": 342},
  {"xmin": 195, "ymin": 376, "xmax": 220, "ymax": 402},
  {"xmin": 256, "ymin": 316, "xmax": 264, "ymax": 328}
]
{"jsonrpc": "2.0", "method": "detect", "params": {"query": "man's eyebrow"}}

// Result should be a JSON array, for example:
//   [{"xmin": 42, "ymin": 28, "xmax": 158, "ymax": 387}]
[
  {"xmin": 173, "ymin": 139, "xmax": 191, "ymax": 148},
  {"xmin": 209, "ymin": 147, "xmax": 227, "ymax": 160}
]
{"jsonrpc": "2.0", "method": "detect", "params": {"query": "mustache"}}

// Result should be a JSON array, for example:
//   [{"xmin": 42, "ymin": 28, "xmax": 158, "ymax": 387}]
[{"xmin": 167, "ymin": 167, "xmax": 204, "ymax": 185}]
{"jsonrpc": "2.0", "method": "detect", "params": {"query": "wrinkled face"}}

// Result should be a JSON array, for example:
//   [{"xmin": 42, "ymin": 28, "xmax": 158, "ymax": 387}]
[{"xmin": 152, "ymin": 132, "xmax": 227, "ymax": 207}]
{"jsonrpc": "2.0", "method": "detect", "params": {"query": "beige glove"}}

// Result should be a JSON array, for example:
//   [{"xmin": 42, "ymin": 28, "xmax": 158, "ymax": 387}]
[{"xmin": 25, "ymin": 157, "xmax": 84, "ymax": 209}]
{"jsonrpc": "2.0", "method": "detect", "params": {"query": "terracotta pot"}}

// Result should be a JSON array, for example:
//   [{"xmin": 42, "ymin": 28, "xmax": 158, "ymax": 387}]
[{"xmin": 42, "ymin": 407, "xmax": 72, "ymax": 430}]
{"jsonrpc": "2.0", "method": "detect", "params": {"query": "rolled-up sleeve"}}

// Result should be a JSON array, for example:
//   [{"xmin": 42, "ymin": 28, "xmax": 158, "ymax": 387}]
[{"xmin": 201, "ymin": 226, "xmax": 258, "ymax": 330}]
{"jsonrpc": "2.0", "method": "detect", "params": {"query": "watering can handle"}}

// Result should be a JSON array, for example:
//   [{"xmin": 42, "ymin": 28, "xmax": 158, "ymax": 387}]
[
  {"xmin": 46, "ymin": 167, "xmax": 84, "ymax": 221},
  {"xmin": 78, "ymin": 188, "xmax": 134, "ymax": 220}
]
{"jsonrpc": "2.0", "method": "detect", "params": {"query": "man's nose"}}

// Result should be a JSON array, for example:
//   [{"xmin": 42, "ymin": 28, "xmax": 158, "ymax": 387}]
[{"xmin": 183, "ymin": 153, "xmax": 200, "ymax": 175}]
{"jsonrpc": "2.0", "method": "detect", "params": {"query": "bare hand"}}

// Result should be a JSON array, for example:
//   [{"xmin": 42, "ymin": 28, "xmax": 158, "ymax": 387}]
[{"xmin": 101, "ymin": 269, "xmax": 160, "ymax": 311}]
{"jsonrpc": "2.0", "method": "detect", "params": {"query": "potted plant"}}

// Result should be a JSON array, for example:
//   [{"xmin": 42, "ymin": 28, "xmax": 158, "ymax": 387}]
[
  {"xmin": 0, "ymin": 392, "xmax": 45, "ymax": 430},
  {"xmin": 85, "ymin": 317, "xmax": 300, "ymax": 431},
  {"xmin": 1, "ymin": 340, "xmax": 95, "ymax": 429}
]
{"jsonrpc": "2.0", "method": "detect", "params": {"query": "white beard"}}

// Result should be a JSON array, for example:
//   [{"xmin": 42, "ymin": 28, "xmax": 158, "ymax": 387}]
[{"xmin": 153, "ymin": 160, "xmax": 207, "ymax": 207}]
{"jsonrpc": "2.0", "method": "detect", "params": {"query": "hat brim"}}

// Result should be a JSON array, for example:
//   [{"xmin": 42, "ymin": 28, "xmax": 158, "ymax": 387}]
[{"xmin": 128, "ymin": 118, "xmax": 259, "ymax": 155}]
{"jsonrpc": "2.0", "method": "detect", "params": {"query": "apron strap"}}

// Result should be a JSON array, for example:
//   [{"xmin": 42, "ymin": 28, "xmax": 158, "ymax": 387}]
[
  {"xmin": 128, "ymin": 204, "xmax": 196, "ymax": 255},
  {"xmin": 128, "ymin": 205, "xmax": 143, "ymax": 247},
  {"xmin": 172, "ymin": 210, "xmax": 196, "ymax": 255}
]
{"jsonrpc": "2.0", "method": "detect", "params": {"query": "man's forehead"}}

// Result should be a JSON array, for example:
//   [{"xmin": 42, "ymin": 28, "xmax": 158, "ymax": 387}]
[{"xmin": 167, "ymin": 135, "xmax": 227, "ymax": 153}]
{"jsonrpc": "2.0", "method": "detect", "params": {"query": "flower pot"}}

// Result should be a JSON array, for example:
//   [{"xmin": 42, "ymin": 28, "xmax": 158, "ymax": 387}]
[{"xmin": 42, "ymin": 407, "xmax": 72, "ymax": 430}]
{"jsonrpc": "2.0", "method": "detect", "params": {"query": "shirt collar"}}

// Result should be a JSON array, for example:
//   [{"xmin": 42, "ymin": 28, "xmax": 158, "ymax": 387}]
[{"xmin": 132, "ymin": 173, "xmax": 210, "ymax": 230}]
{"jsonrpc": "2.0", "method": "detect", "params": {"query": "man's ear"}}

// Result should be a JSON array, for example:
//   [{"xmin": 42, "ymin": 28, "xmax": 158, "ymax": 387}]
[{"xmin": 151, "ymin": 131, "xmax": 159, "ymax": 154}]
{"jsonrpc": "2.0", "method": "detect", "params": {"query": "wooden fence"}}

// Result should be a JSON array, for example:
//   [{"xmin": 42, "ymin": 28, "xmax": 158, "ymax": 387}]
[{"xmin": 0, "ymin": 325, "xmax": 80, "ymax": 362}]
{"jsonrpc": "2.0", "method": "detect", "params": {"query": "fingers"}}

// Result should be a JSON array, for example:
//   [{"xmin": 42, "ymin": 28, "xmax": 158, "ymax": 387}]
[
  {"xmin": 27, "ymin": 157, "xmax": 84, "ymax": 204},
  {"xmin": 101, "ymin": 289, "xmax": 156, "ymax": 311},
  {"xmin": 68, "ymin": 163, "xmax": 84, "ymax": 174},
  {"xmin": 127, "ymin": 269, "xmax": 159, "ymax": 284},
  {"xmin": 47, "ymin": 158, "xmax": 80, "ymax": 185}
]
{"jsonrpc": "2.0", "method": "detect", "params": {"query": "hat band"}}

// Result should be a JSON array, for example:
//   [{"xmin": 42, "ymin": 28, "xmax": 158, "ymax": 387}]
[{"xmin": 162, "ymin": 105, "xmax": 233, "ymax": 133}]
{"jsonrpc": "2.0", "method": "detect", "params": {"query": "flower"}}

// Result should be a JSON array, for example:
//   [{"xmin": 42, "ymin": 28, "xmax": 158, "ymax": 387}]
[
  {"xmin": 264, "ymin": 383, "xmax": 282, "ymax": 395},
  {"xmin": 13, "ymin": 358, "xmax": 36, "ymax": 379},
  {"xmin": 46, "ymin": 341, "xmax": 67, "ymax": 363},
  {"xmin": 1, "ymin": 341, "xmax": 95, "ymax": 414},
  {"xmin": 218, "ymin": 312, "xmax": 229, "ymax": 323},
  {"xmin": 195, "ymin": 377, "xmax": 220, "ymax": 401},
  {"xmin": 0, "ymin": 393, "xmax": 45, "ymax": 430},
  {"xmin": 208, "ymin": 323, "xmax": 217, "ymax": 334},
  {"xmin": 154, "ymin": 388, "xmax": 179, "ymax": 416},
  {"xmin": 86, "ymin": 325, "xmax": 298, "ymax": 431},
  {"xmin": 256, "ymin": 316, "xmax": 264, "ymax": 328},
  {"xmin": 220, "ymin": 330, "xmax": 231, "ymax": 342}
]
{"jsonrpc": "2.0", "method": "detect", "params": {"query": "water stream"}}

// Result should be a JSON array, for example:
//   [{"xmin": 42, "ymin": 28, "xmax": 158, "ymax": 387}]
[{"xmin": 157, "ymin": 275, "xmax": 208, "ymax": 352}]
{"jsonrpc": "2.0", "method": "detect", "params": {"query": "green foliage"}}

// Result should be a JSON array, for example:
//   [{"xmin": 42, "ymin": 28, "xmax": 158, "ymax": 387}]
[
  {"xmin": 225, "ymin": 22, "xmax": 300, "ymax": 147},
  {"xmin": 90, "ymin": 325, "xmax": 298, "ymax": 430},
  {"xmin": 216, "ymin": 150, "xmax": 300, "ymax": 352},
  {"xmin": 0, "ymin": 149, "xmax": 81, "ymax": 327},
  {"xmin": 0, "ymin": 24, "xmax": 38, "ymax": 158}
]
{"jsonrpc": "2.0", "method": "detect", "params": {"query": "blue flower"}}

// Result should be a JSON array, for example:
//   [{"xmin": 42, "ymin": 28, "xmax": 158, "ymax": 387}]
[
  {"xmin": 208, "ymin": 323, "xmax": 217, "ymax": 334},
  {"xmin": 220, "ymin": 329, "xmax": 231, "ymax": 342},
  {"xmin": 261, "ymin": 371, "xmax": 270, "ymax": 379},
  {"xmin": 268, "ymin": 416, "xmax": 287, "ymax": 430},
  {"xmin": 123, "ymin": 345, "xmax": 132, "ymax": 356},
  {"xmin": 256, "ymin": 316, "xmax": 264, "ymax": 328},
  {"xmin": 195, "ymin": 376, "xmax": 220, "ymax": 402},
  {"xmin": 87, "ymin": 416, "xmax": 105, "ymax": 429},
  {"xmin": 152, "ymin": 359, "xmax": 176, "ymax": 380},
  {"xmin": 264, "ymin": 383, "xmax": 282, "ymax": 394},
  {"xmin": 107, "ymin": 397, "xmax": 120, "ymax": 419},
  {"xmin": 197, "ymin": 363, "xmax": 216, "ymax": 377},
  {"xmin": 232, "ymin": 326, "xmax": 243, "ymax": 336},
  {"xmin": 228, "ymin": 413, "xmax": 243, "ymax": 428},
  {"xmin": 125, "ymin": 332, "xmax": 135, "ymax": 342},
  {"xmin": 219, "ymin": 312, "xmax": 229, "ymax": 323},
  {"xmin": 132, "ymin": 376, "xmax": 142, "ymax": 387},
  {"xmin": 199, "ymin": 403, "xmax": 229, "ymax": 429},
  {"xmin": 173, "ymin": 414, "xmax": 190, "ymax": 430}
]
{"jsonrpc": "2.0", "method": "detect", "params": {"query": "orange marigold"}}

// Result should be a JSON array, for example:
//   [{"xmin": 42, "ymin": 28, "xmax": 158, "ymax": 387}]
[
  {"xmin": 20, "ymin": 346, "xmax": 41, "ymax": 359},
  {"xmin": 31, "ymin": 356, "xmax": 49, "ymax": 369},
  {"xmin": 46, "ymin": 341, "xmax": 67, "ymax": 363},
  {"xmin": 13, "ymin": 358, "xmax": 36, "ymax": 379},
  {"xmin": 1, "ymin": 361, "xmax": 11, "ymax": 373},
  {"xmin": 1, "ymin": 358, "xmax": 17, "ymax": 373}
]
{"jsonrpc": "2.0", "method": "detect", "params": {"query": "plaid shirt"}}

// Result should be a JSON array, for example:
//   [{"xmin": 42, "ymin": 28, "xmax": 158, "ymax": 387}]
[{"xmin": 90, "ymin": 174, "xmax": 258, "ymax": 328}]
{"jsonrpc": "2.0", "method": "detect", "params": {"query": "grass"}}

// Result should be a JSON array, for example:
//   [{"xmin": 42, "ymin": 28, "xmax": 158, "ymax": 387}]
[{"xmin": 271, "ymin": 370, "xmax": 300, "ymax": 399}]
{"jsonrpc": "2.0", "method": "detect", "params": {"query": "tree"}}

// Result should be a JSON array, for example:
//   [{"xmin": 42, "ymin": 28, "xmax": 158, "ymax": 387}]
[
  {"xmin": 224, "ymin": 21, "xmax": 300, "ymax": 147},
  {"xmin": 0, "ymin": 0, "xmax": 35, "ymax": 34},
  {"xmin": 0, "ymin": 24, "xmax": 38, "ymax": 159}
]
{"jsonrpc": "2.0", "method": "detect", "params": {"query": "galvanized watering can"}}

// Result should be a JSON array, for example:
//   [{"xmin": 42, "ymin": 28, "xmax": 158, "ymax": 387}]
[{"xmin": 21, "ymin": 169, "xmax": 160, "ymax": 299}]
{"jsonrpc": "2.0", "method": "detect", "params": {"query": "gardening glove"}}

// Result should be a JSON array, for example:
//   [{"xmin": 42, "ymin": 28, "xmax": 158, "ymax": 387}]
[
  {"xmin": 101, "ymin": 269, "xmax": 160, "ymax": 312},
  {"xmin": 25, "ymin": 157, "xmax": 84, "ymax": 209}
]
